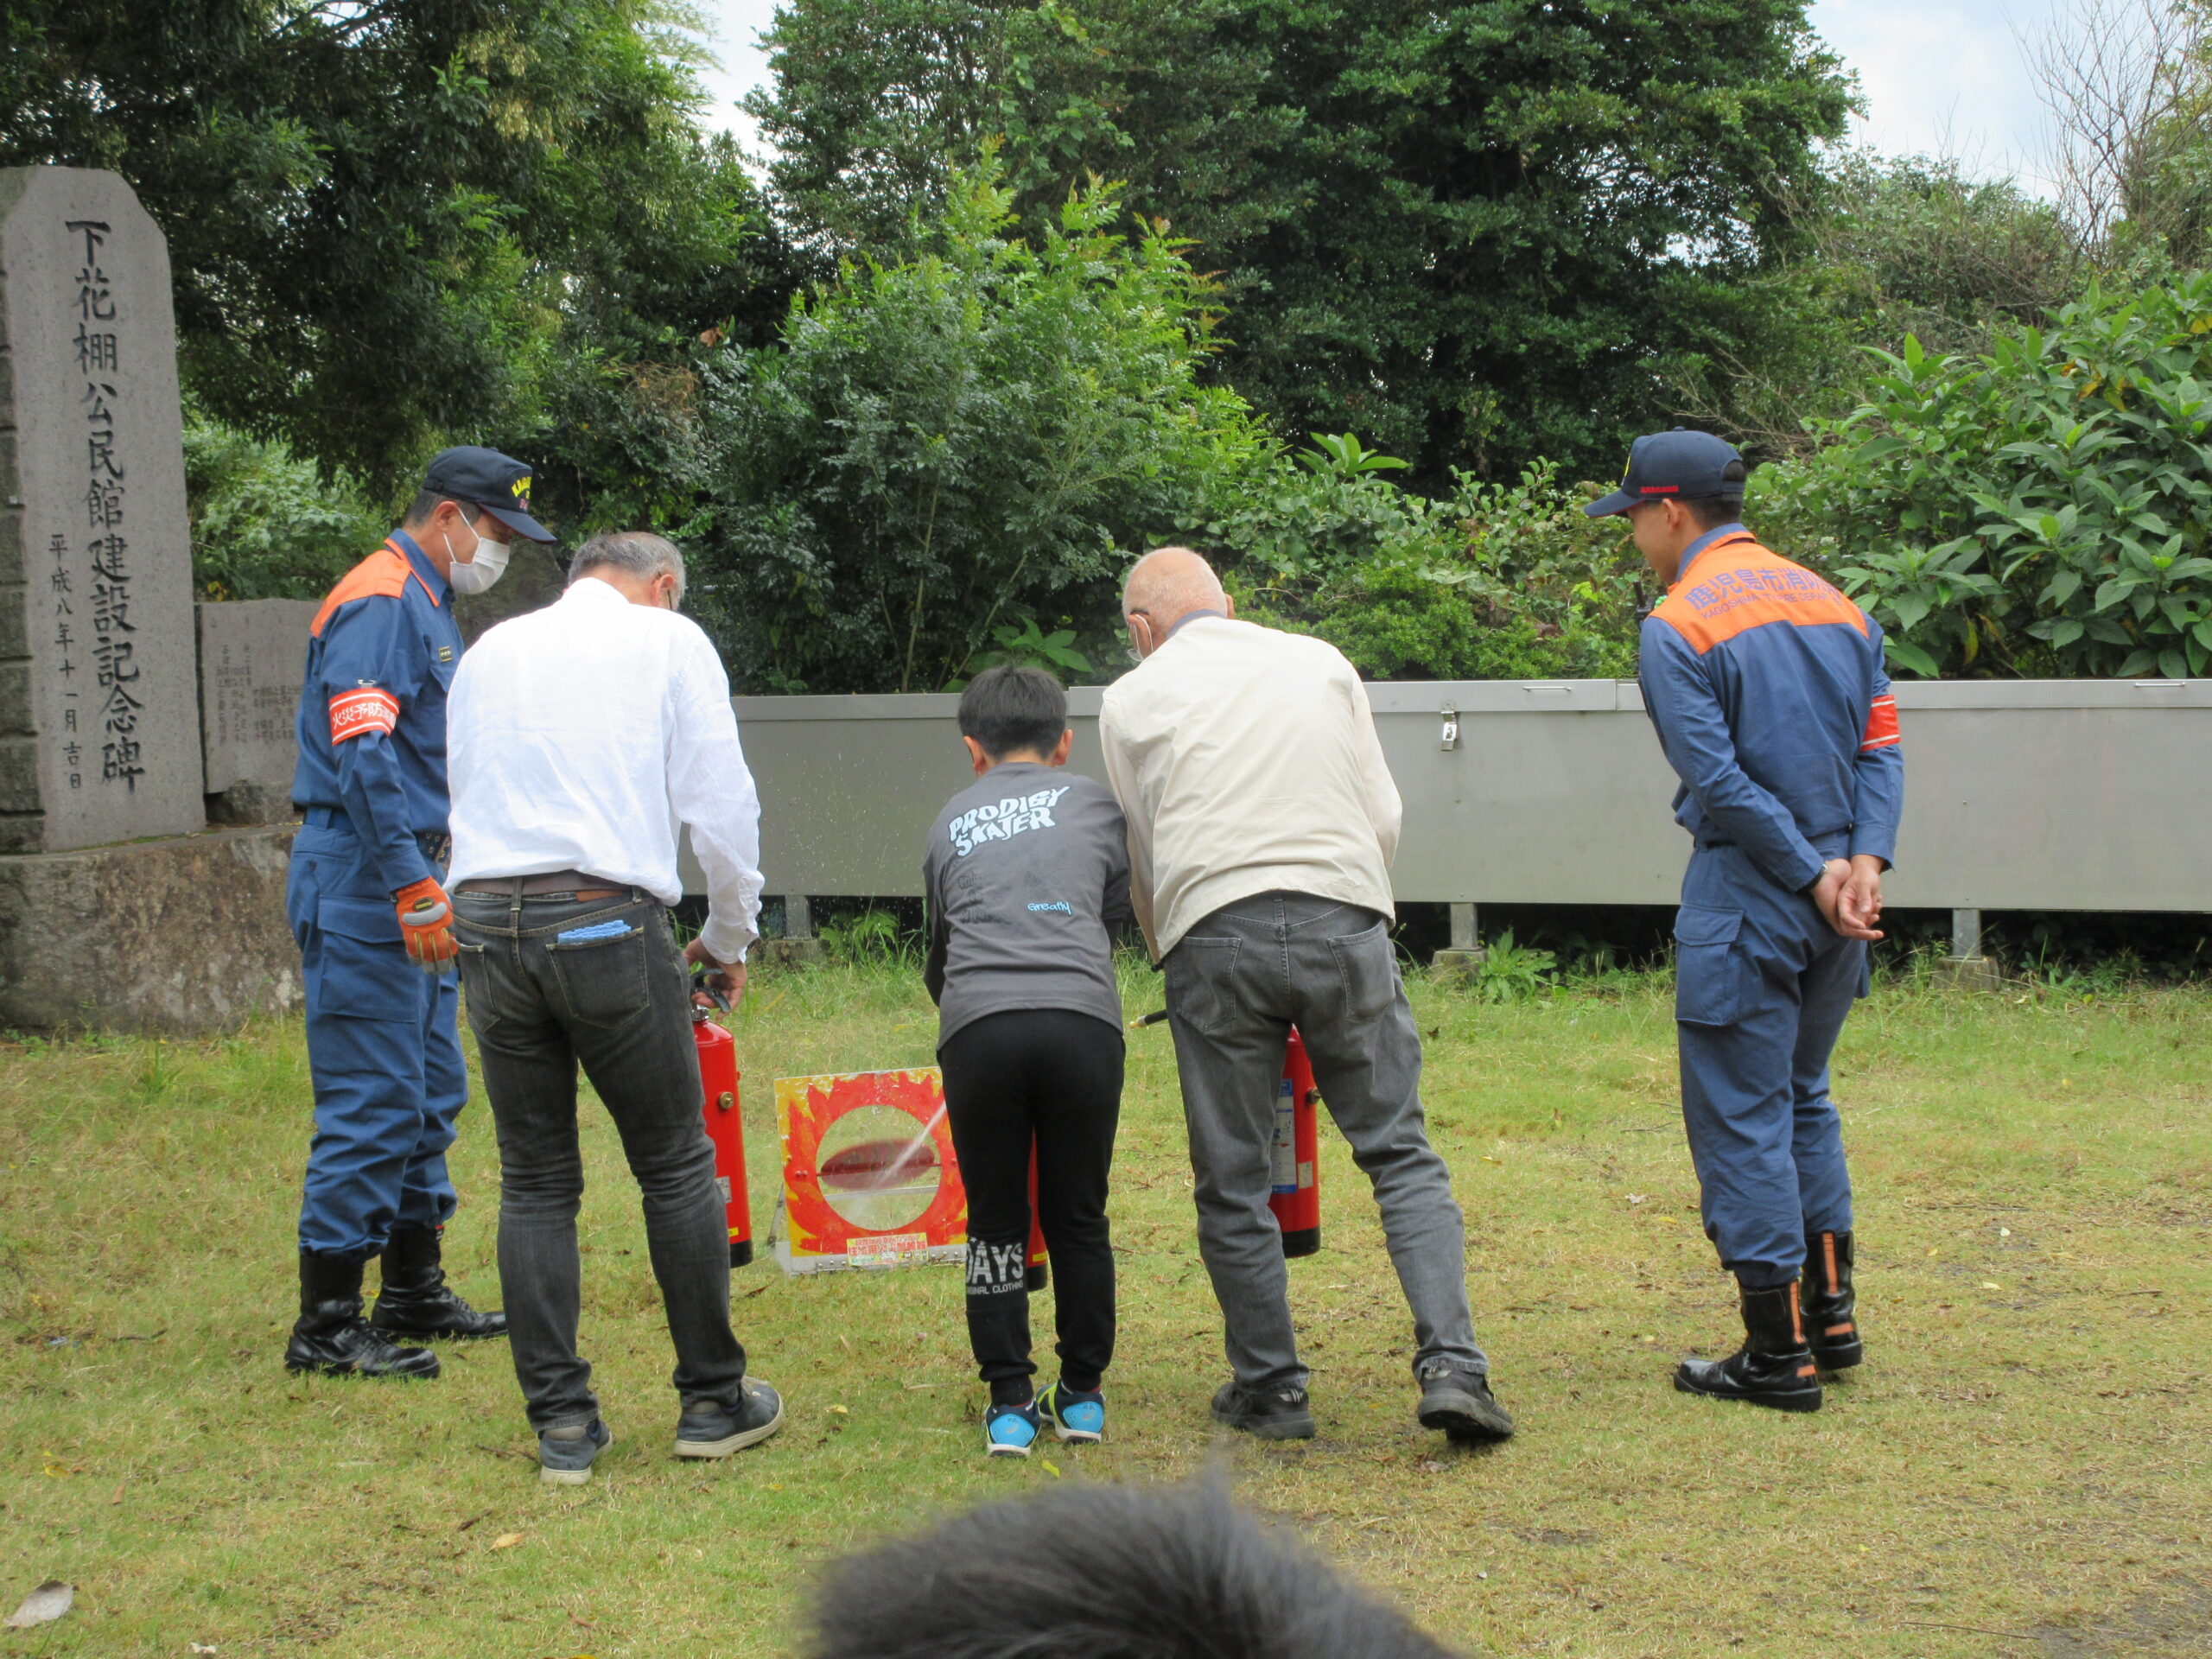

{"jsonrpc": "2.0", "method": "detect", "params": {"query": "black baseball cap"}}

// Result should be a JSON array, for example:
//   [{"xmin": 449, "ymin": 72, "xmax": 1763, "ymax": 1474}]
[
  {"xmin": 1584, "ymin": 429, "xmax": 1745, "ymax": 518},
  {"xmin": 420, "ymin": 446, "xmax": 556, "ymax": 542}
]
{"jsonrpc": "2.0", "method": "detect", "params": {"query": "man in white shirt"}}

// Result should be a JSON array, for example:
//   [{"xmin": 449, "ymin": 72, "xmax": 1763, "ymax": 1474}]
[
  {"xmin": 446, "ymin": 531, "xmax": 783, "ymax": 1484},
  {"xmin": 1099, "ymin": 546, "xmax": 1513, "ymax": 1446}
]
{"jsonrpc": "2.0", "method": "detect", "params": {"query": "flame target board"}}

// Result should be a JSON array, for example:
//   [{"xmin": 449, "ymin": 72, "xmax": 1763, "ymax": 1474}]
[{"xmin": 772, "ymin": 1068, "xmax": 968, "ymax": 1273}]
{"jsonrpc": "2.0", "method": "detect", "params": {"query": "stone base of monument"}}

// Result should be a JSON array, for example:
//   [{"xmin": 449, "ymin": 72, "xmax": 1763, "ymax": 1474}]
[
  {"xmin": 206, "ymin": 784, "xmax": 298, "ymax": 827},
  {"xmin": 0, "ymin": 825, "xmax": 302, "ymax": 1034}
]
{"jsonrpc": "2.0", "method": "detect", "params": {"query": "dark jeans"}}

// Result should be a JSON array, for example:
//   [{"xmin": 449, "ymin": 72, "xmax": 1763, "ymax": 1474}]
[
  {"xmin": 1164, "ymin": 890, "xmax": 1487, "ymax": 1390},
  {"xmin": 454, "ymin": 889, "xmax": 745, "ymax": 1430},
  {"xmin": 938, "ymin": 1008, "xmax": 1123, "ymax": 1405}
]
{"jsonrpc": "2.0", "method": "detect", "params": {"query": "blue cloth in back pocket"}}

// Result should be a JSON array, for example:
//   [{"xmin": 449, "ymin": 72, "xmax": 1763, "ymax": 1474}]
[{"xmin": 556, "ymin": 920, "xmax": 635, "ymax": 944}]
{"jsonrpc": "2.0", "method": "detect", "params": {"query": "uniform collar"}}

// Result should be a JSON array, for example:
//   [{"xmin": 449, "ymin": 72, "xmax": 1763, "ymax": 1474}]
[
  {"xmin": 1671, "ymin": 523, "xmax": 1751, "ymax": 592},
  {"xmin": 388, "ymin": 529, "xmax": 449, "ymax": 604}
]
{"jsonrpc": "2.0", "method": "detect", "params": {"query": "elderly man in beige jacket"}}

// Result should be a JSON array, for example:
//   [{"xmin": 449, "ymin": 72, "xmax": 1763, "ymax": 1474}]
[{"xmin": 1099, "ymin": 546, "xmax": 1513, "ymax": 1444}]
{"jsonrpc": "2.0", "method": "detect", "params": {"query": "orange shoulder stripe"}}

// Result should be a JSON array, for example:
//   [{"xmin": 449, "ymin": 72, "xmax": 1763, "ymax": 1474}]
[
  {"xmin": 1653, "ymin": 541, "xmax": 1868, "ymax": 655},
  {"xmin": 308, "ymin": 542, "xmax": 439, "ymax": 639}
]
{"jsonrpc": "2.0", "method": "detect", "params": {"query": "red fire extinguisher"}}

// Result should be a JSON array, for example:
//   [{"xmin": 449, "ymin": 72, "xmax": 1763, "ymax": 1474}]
[
  {"xmin": 1024, "ymin": 1144, "xmax": 1049, "ymax": 1292},
  {"xmin": 1270, "ymin": 1028, "xmax": 1322, "ymax": 1257},
  {"xmin": 693, "ymin": 1007, "xmax": 753, "ymax": 1267}
]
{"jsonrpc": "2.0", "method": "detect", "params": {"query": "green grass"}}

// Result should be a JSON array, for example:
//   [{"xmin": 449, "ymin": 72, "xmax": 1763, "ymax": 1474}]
[{"xmin": 3, "ymin": 963, "xmax": 2209, "ymax": 1656}]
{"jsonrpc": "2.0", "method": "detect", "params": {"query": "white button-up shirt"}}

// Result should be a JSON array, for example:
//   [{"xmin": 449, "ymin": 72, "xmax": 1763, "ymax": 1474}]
[
  {"xmin": 447, "ymin": 577, "xmax": 764, "ymax": 963},
  {"xmin": 1098, "ymin": 615, "xmax": 1402, "ymax": 960}
]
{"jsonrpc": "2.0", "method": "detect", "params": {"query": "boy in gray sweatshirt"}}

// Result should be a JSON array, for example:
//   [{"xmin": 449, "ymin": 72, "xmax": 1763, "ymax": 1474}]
[{"xmin": 923, "ymin": 666, "xmax": 1131, "ymax": 1458}]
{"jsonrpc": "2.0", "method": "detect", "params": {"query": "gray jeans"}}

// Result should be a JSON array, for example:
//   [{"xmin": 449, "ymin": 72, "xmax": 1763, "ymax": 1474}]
[
  {"xmin": 454, "ymin": 889, "xmax": 745, "ymax": 1430},
  {"xmin": 1164, "ymin": 890, "xmax": 1486, "ymax": 1390}
]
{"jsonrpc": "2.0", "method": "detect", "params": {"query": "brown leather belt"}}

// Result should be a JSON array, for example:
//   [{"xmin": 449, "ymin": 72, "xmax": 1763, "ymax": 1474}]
[{"xmin": 454, "ymin": 870, "xmax": 632, "ymax": 902}]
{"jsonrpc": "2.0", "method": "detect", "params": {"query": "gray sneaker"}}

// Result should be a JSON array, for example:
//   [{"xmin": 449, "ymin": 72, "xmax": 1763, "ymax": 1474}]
[
  {"xmin": 537, "ymin": 1416, "xmax": 613, "ymax": 1486},
  {"xmin": 674, "ymin": 1377, "xmax": 785, "ymax": 1459},
  {"xmin": 1416, "ymin": 1364, "xmax": 1516, "ymax": 1443}
]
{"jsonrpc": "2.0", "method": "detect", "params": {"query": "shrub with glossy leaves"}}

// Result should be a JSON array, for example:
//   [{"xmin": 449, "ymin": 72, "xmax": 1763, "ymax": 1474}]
[{"xmin": 1756, "ymin": 275, "xmax": 2212, "ymax": 678}]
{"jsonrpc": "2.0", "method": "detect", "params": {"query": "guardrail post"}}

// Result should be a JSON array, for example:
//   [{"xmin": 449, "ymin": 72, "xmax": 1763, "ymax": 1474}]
[
  {"xmin": 1936, "ymin": 906, "xmax": 2003, "ymax": 992},
  {"xmin": 758, "ymin": 893, "xmax": 825, "ymax": 969},
  {"xmin": 1432, "ymin": 901, "xmax": 1486, "ymax": 985}
]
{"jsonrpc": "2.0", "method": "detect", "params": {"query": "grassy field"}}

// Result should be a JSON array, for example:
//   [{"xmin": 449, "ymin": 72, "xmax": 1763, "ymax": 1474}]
[{"xmin": 3, "ymin": 961, "xmax": 2209, "ymax": 1657}]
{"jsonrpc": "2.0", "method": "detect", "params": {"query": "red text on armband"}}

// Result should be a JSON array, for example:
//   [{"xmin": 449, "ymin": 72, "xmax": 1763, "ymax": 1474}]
[
  {"xmin": 1859, "ymin": 694, "xmax": 1899, "ymax": 753},
  {"xmin": 329, "ymin": 687, "xmax": 401, "ymax": 743}
]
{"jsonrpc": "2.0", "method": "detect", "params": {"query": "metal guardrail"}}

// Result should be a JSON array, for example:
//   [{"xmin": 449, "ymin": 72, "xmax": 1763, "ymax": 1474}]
[{"xmin": 709, "ymin": 680, "xmax": 2212, "ymax": 931}]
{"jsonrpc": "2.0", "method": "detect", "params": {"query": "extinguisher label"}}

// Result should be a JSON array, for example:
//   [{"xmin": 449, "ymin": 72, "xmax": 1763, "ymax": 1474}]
[
  {"xmin": 715, "ymin": 1176, "xmax": 732, "ymax": 1205},
  {"xmin": 1271, "ymin": 1082, "xmax": 1296, "ymax": 1192}
]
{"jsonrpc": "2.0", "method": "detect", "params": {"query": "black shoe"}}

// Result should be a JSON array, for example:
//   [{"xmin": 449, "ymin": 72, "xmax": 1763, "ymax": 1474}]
[
  {"xmin": 1416, "ymin": 1363, "xmax": 1516, "ymax": 1443},
  {"xmin": 369, "ymin": 1224, "xmax": 507, "ymax": 1340},
  {"xmin": 674, "ymin": 1378, "xmax": 785, "ymax": 1459},
  {"xmin": 1210, "ymin": 1380, "xmax": 1316, "ymax": 1440},
  {"xmin": 1802, "ymin": 1230, "xmax": 1863, "ymax": 1371},
  {"xmin": 1674, "ymin": 1282, "xmax": 1822, "ymax": 1413},
  {"xmin": 284, "ymin": 1250, "xmax": 441, "ymax": 1379}
]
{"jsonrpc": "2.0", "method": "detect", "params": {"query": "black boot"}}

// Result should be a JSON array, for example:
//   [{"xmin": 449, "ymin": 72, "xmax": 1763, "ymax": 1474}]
[
  {"xmin": 1802, "ymin": 1230, "xmax": 1862, "ymax": 1371},
  {"xmin": 369, "ymin": 1224, "xmax": 508, "ymax": 1340},
  {"xmin": 284, "ymin": 1250, "xmax": 441, "ymax": 1378},
  {"xmin": 1673, "ymin": 1281, "xmax": 1822, "ymax": 1412}
]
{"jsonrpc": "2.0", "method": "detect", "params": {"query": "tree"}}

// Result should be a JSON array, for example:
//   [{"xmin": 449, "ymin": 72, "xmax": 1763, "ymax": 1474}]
[
  {"xmin": 690, "ymin": 162, "xmax": 1268, "ymax": 694},
  {"xmin": 749, "ymin": 0, "xmax": 1853, "ymax": 485},
  {"xmin": 0, "ymin": 0, "xmax": 792, "ymax": 493},
  {"xmin": 1670, "ymin": 153, "xmax": 2086, "ymax": 456}
]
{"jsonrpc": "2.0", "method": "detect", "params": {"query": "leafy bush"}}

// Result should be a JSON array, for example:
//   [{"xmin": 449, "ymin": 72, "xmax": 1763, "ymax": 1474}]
[
  {"xmin": 1757, "ymin": 273, "xmax": 2212, "ymax": 678},
  {"xmin": 690, "ymin": 160, "xmax": 1266, "ymax": 694},
  {"xmin": 1225, "ymin": 458, "xmax": 1644, "ymax": 682},
  {"xmin": 184, "ymin": 417, "xmax": 385, "ymax": 601}
]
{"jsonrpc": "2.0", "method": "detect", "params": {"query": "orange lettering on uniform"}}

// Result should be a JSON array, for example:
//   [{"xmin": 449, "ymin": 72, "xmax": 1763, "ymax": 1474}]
[{"xmin": 1654, "ymin": 538, "xmax": 1871, "ymax": 655}]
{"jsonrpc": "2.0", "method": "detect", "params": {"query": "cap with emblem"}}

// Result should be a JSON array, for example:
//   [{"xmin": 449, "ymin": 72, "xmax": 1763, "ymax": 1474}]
[
  {"xmin": 1583, "ymin": 429, "xmax": 1745, "ymax": 518},
  {"xmin": 421, "ymin": 446, "xmax": 556, "ymax": 542}
]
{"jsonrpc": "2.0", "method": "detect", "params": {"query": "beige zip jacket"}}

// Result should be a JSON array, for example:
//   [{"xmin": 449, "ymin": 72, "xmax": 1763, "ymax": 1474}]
[{"xmin": 1097, "ymin": 615, "xmax": 1402, "ymax": 960}]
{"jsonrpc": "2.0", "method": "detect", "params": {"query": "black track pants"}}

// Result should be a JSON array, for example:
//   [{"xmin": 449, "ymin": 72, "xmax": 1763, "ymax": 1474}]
[{"xmin": 938, "ymin": 1008, "xmax": 1123, "ymax": 1404}]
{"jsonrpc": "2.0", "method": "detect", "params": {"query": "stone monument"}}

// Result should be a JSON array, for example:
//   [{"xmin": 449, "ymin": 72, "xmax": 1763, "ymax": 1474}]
[
  {"xmin": 1, "ymin": 168, "xmax": 205, "ymax": 853},
  {"xmin": 0, "ymin": 169, "xmax": 303, "ymax": 1034},
  {"xmin": 199, "ymin": 598, "xmax": 315, "ymax": 823}
]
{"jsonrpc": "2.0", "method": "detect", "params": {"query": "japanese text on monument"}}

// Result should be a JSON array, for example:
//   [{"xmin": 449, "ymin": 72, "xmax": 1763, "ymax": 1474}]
[{"xmin": 67, "ymin": 217, "xmax": 142, "ymax": 792}]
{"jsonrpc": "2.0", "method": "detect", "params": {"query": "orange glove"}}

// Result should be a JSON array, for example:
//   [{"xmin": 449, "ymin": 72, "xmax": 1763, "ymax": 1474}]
[{"xmin": 394, "ymin": 876, "xmax": 459, "ymax": 970}]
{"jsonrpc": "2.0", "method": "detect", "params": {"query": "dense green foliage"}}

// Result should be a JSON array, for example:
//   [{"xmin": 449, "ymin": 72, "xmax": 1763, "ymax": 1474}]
[
  {"xmin": 1756, "ymin": 274, "xmax": 2212, "ymax": 679},
  {"xmin": 752, "ymin": 0, "xmax": 1853, "ymax": 485},
  {"xmin": 1681, "ymin": 155, "xmax": 2088, "ymax": 455},
  {"xmin": 1, "ymin": 0, "xmax": 791, "ymax": 492},
  {"xmin": 183, "ymin": 416, "xmax": 384, "ymax": 601},
  {"xmin": 1222, "ymin": 454, "xmax": 1643, "ymax": 682},
  {"xmin": 689, "ymin": 167, "xmax": 1266, "ymax": 693}
]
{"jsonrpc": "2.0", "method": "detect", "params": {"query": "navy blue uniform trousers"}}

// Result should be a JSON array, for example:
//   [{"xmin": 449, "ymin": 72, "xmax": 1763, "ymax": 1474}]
[
  {"xmin": 1674, "ymin": 842, "xmax": 1863, "ymax": 1287},
  {"xmin": 289, "ymin": 823, "xmax": 467, "ymax": 1258}
]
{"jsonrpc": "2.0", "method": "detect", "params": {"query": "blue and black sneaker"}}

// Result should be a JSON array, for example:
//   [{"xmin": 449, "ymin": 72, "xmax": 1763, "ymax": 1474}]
[
  {"xmin": 537, "ymin": 1416, "xmax": 613, "ymax": 1486},
  {"xmin": 983, "ymin": 1399, "xmax": 1042, "ymax": 1459},
  {"xmin": 1037, "ymin": 1379, "xmax": 1105, "ymax": 1444}
]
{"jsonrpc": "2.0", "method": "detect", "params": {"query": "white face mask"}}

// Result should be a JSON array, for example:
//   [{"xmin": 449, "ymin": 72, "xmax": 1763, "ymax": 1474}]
[{"xmin": 448, "ymin": 510, "xmax": 512, "ymax": 596}]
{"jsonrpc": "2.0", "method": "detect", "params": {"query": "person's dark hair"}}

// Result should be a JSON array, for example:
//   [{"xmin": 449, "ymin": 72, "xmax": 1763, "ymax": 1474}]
[
  {"xmin": 1685, "ymin": 459, "xmax": 1750, "ymax": 530},
  {"xmin": 958, "ymin": 665, "xmax": 1067, "ymax": 760},
  {"xmin": 804, "ymin": 1480, "xmax": 1460, "ymax": 1659},
  {"xmin": 403, "ymin": 490, "xmax": 472, "ymax": 528}
]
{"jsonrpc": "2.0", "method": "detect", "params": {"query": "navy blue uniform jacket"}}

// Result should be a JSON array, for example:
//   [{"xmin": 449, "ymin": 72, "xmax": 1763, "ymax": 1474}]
[{"xmin": 1637, "ymin": 526, "xmax": 1904, "ymax": 893}]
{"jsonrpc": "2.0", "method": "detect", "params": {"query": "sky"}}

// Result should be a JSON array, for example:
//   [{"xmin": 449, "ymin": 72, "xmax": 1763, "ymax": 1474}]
[{"xmin": 688, "ymin": 0, "xmax": 2072, "ymax": 189}]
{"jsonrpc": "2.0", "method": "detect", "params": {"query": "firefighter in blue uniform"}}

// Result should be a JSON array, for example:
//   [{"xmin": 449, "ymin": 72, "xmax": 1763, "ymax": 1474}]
[
  {"xmin": 1588, "ymin": 430, "xmax": 1904, "ymax": 1413},
  {"xmin": 283, "ymin": 448, "xmax": 557, "ymax": 1378}
]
